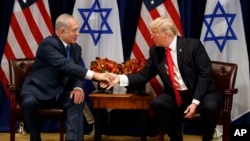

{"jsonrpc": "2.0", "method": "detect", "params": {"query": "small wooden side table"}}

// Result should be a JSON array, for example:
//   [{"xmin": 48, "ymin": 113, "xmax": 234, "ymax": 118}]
[{"xmin": 89, "ymin": 92, "xmax": 153, "ymax": 141}]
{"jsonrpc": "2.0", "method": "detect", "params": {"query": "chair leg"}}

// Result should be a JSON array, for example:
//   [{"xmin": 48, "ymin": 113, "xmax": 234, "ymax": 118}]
[
  {"xmin": 10, "ymin": 114, "xmax": 15, "ymax": 141},
  {"xmin": 222, "ymin": 114, "xmax": 231, "ymax": 141},
  {"xmin": 59, "ymin": 120, "xmax": 64, "ymax": 141},
  {"xmin": 158, "ymin": 130, "xmax": 164, "ymax": 141}
]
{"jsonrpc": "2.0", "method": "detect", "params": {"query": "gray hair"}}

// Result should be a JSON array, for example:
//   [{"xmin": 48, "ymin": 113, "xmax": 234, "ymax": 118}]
[{"xmin": 55, "ymin": 13, "xmax": 74, "ymax": 31}]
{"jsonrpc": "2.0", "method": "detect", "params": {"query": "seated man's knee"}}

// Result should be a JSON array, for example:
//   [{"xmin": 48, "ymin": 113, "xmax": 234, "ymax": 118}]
[
  {"xmin": 22, "ymin": 95, "xmax": 38, "ymax": 109},
  {"xmin": 150, "ymin": 97, "xmax": 162, "ymax": 110},
  {"xmin": 200, "ymin": 103, "xmax": 219, "ymax": 117}
]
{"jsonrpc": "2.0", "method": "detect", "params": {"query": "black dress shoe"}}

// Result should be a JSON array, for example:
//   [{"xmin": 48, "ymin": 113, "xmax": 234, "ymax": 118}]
[{"xmin": 169, "ymin": 133, "xmax": 183, "ymax": 141}]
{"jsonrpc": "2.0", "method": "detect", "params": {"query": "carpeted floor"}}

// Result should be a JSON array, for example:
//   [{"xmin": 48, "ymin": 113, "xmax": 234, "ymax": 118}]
[{"xmin": 0, "ymin": 132, "xmax": 222, "ymax": 141}]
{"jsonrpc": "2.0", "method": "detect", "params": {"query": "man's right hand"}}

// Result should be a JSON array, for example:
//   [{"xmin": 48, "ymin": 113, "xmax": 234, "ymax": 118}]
[
  {"xmin": 98, "ymin": 73, "xmax": 120, "ymax": 90},
  {"xmin": 93, "ymin": 72, "xmax": 113, "ymax": 85}
]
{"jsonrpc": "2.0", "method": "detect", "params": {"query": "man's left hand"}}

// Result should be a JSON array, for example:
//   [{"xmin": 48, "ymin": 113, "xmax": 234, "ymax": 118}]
[
  {"xmin": 70, "ymin": 88, "xmax": 85, "ymax": 104},
  {"xmin": 184, "ymin": 103, "xmax": 198, "ymax": 119}
]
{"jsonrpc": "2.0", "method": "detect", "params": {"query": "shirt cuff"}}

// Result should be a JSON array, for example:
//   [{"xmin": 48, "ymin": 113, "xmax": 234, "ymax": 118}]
[
  {"xmin": 192, "ymin": 99, "xmax": 200, "ymax": 105},
  {"xmin": 85, "ymin": 70, "xmax": 94, "ymax": 80},
  {"xmin": 74, "ymin": 87, "xmax": 84, "ymax": 93},
  {"xmin": 119, "ymin": 75, "xmax": 129, "ymax": 86}
]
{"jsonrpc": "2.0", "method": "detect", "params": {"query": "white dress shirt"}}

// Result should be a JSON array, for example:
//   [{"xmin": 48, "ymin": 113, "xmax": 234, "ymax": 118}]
[{"xmin": 119, "ymin": 36, "xmax": 200, "ymax": 105}]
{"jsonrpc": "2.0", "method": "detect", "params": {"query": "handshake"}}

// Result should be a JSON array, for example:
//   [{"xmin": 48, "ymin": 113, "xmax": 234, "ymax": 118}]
[
  {"xmin": 92, "ymin": 72, "xmax": 121, "ymax": 89},
  {"xmin": 90, "ymin": 58, "xmax": 146, "ymax": 89}
]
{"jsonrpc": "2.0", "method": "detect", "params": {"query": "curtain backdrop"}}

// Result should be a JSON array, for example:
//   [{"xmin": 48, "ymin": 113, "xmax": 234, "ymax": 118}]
[{"xmin": 1, "ymin": 0, "xmax": 250, "ymax": 132}]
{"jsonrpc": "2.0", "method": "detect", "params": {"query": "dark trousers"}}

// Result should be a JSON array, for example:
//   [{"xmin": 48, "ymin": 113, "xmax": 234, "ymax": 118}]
[
  {"xmin": 21, "ymin": 93, "xmax": 84, "ymax": 141},
  {"xmin": 150, "ymin": 90, "xmax": 222, "ymax": 141}
]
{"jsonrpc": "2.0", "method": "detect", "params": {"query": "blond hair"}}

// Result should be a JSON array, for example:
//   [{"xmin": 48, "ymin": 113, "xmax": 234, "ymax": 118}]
[{"xmin": 149, "ymin": 17, "xmax": 178, "ymax": 36}]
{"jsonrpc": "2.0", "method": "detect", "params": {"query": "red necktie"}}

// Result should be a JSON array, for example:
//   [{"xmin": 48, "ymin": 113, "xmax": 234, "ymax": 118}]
[{"xmin": 166, "ymin": 47, "xmax": 182, "ymax": 107}]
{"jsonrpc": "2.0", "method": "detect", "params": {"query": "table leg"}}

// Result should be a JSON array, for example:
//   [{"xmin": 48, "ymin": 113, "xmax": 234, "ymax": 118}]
[
  {"xmin": 141, "ymin": 110, "xmax": 147, "ymax": 141},
  {"xmin": 93, "ymin": 109, "xmax": 102, "ymax": 141}
]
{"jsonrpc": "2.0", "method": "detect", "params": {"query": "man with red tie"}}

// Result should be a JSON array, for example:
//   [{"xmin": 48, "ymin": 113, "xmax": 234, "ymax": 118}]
[{"xmin": 105, "ymin": 17, "xmax": 223, "ymax": 141}]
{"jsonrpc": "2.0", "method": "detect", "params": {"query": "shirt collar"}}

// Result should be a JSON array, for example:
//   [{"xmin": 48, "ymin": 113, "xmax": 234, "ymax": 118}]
[
  {"xmin": 169, "ymin": 36, "xmax": 177, "ymax": 51},
  {"xmin": 61, "ymin": 41, "xmax": 69, "ymax": 49}
]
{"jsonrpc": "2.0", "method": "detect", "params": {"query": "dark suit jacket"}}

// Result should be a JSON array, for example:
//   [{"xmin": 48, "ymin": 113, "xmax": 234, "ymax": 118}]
[
  {"xmin": 127, "ymin": 36, "xmax": 218, "ymax": 102},
  {"xmin": 20, "ymin": 35, "xmax": 88, "ymax": 100}
]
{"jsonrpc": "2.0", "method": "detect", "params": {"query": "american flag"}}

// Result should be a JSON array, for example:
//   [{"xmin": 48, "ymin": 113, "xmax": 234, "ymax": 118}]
[
  {"xmin": 131, "ymin": 0, "xmax": 183, "ymax": 96},
  {"xmin": 0, "ymin": 0, "xmax": 53, "ymax": 98}
]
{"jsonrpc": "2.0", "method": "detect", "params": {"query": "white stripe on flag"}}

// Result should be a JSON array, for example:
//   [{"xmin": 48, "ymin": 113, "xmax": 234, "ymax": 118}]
[{"xmin": 200, "ymin": 0, "xmax": 250, "ymax": 121}]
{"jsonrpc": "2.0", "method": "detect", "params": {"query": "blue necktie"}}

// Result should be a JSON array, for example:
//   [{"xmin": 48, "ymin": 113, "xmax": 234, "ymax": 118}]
[
  {"xmin": 56, "ymin": 46, "xmax": 71, "ymax": 101},
  {"xmin": 66, "ymin": 46, "xmax": 70, "ymax": 60}
]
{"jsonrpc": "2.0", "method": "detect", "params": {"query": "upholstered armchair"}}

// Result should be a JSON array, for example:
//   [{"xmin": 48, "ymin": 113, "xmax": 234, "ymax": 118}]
[{"xmin": 7, "ymin": 58, "xmax": 66, "ymax": 141}]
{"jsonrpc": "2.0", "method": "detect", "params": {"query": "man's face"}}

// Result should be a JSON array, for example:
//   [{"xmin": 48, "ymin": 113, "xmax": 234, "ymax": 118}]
[
  {"xmin": 62, "ymin": 19, "xmax": 79, "ymax": 44},
  {"xmin": 150, "ymin": 28, "xmax": 166, "ymax": 46}
]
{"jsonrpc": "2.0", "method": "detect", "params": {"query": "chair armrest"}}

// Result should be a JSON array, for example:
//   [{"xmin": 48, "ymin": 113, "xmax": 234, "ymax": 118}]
[
  {"xmin": 223, "ymin": 88, "xmax": 238, "ymax": 96},
  {"xmin": 221, "ymin": 88, "xmax": 238, "ymax": 112}
]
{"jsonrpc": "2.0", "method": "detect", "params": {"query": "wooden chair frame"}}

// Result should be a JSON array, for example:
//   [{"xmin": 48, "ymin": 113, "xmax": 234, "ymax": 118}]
[
  {"xmin": 158, "ymin": 61, "xmax": 238, "ymax": 141},
  {"xmin": 7, "ymin": 58, "xmax": 65, "ymax": 141}
]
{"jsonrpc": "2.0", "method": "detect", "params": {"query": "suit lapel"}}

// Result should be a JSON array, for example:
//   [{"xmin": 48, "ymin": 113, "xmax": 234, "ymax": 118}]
[
  {"xmin": 54, "ymin": 35, "xmax": 66, "ymax": 51},
  {"xmin": 176, "ymin": 37, "xmax": 190, "ymax": 88},
  {"xmin": 155, "ymin": 47, "xmax": 167, "ymax": 75},
  {"xmin": 176, "ymin": 37, "xmax": 184, "ymax": 75},
  {"xmin": 70, "ymin": 45, "xmax": 77, "ymax": 62}
]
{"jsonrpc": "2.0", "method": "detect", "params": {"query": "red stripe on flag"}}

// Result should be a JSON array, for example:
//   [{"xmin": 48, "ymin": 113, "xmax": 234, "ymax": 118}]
[
  {"xmin": 23, "ymin": 8, "xmax": 44, "ymax": 44},
  {"xmin": 149, "ymin": 77, "xmax": 163, "ymax": 95},
  {"xmin": 4, "ymin": 42, "xmax": 15, "ymax": 60},
  {"xmin": 149, "ymin": 8, "xmax": 160, "ymax": 20},
  {"xmin": 164, "ymin": 1, "xmax": 184, "ymax": 36},
  {"xmin": 132, "ymin": 42, "xmax": 145, "ymax": 59},
  {"xmin": 137, "ymin": 17, "xmax": 154, "ymax": 47},
  {"xmin": 36, "ymin": 0, "xmax": 54, "ymax": 34},
  {"xmin": 10, "ymin": 14, "xmax": 34, "ymax": 58}
]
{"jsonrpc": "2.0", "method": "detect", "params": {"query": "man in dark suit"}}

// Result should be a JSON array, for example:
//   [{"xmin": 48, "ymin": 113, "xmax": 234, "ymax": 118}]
[
  {"xmin": 105, "ymin": 17, "xmax": 223, "ymax": 141},
  {"xmin": 20, "ymin": 13, "xmax": 112, "ymax": 141}
]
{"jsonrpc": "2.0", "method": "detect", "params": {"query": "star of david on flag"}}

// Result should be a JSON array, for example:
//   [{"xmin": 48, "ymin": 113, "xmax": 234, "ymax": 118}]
[
  {"xmin": 203, "ymin": 1, "xmax": 237, "ymax": 53},
  {"xmin": 200, "ymin": 0, "xmax": 250, "ymax": 121},
  {"xmin": 78, "ymin": 0, "xmax": 113, "ymax": 45},
  {"xmin": 73, "ymin": 0, "xmax": 124, "ymax": 71}
]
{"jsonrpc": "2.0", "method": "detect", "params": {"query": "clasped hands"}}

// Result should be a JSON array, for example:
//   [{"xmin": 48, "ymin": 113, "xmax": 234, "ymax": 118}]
[
  {"xmin": 93, "ymin": 72, "xmax": 120, "ymax": 89},
  {"xmin": 69, "ymin": 72, "xmax": 117, "ymax": 104}
]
